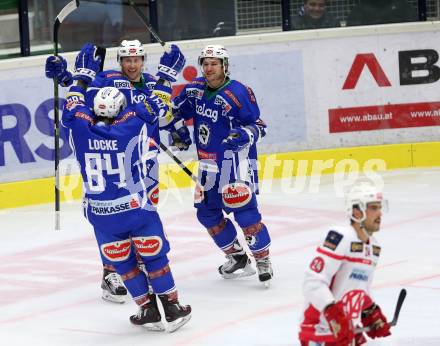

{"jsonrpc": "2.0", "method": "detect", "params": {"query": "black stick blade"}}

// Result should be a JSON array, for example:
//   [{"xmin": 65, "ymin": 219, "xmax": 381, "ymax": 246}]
[{"xmin": 390, "ymin": 288, "xmax": 407, "ymax": 327}]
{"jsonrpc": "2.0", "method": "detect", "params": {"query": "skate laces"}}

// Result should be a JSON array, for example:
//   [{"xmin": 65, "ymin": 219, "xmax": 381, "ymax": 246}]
[
  {"xmin": 225, "ymin": 250, "xmax": 245, "ymax": 261},
  {"xmin": 134, "ymin": 307, "xmax": 144, "ymax": 319},
  {"xmin": 223, "ymin": 252, "xmax": 240, "ymax": 267},
  {"xmin": 220, "ymin": 251, "xmax": 247, "ymax": 273},
  {"xmin": 106, "ymin": 272, "xmax": 124, "ymax": 288},
  {"xmin": 224, "ymin": 254, "xmax": 235, "ymax": 266},
  {"xmin": 132, "ymin": 305, "xmax": 149, "ymax": 320}
]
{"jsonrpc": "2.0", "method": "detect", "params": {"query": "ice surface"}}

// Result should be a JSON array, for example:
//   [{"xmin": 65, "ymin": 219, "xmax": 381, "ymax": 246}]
[{"xmin": 1, "ymin": 168, "xmax": 439, "ymax": 345}]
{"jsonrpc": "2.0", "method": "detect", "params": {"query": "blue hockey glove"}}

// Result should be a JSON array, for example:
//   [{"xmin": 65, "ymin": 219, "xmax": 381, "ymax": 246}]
[
  {"xmin": 45, "ymin": 55, "xmax": 73, "ymax": 87},
  {"xmin": 134, "ymin": 101, "xmax": 157, "ymax": 125},
  {"xmin": 73, "ymin": 43, "xmax": 102, "ymax": 85},
  {"xmin": 222, "ymin": 127, "xmax": 254, "ymax": 153},
  {"xmin": 156, "ymin": 44, "xmax": 186, "ymax": 82},
  {"xmin": 170, "ymin": 119, "xmax": 191, "ymax": 151}
]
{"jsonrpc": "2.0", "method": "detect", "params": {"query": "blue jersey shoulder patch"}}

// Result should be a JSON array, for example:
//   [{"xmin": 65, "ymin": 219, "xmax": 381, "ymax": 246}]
[{"xmin": 323, "ymin": 230, "xmax": 343, "ymax": 250}]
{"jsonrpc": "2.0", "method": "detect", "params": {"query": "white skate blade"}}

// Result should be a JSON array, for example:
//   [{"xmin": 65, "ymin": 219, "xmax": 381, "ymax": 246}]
[
  {"xmin": 221, "ymin": 266, "xmax": 256, "ymax": 279},
  {"xmin": 141, "ymin": 321, "xmax": 166, "ymax": 332},
  {"xmin": 167, "ymin": 313, "xmax": 192, "ymax": 333},
  {"xmin": 102, "ymin": 290, "xmax": 126, "ymax": 304},
  {"xmin": 262, "ymin": 279, "xmax": 271, "ymax": 288}
]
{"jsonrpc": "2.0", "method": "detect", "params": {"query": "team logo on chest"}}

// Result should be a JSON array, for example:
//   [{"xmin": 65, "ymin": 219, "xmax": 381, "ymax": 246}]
[
  {"xmin": 341, "ymin": 290, "xmax": 367, "ymax": 319},
  {"xmin": 197, "ymin": 122, "xmax": 211, "ymax": 148}
]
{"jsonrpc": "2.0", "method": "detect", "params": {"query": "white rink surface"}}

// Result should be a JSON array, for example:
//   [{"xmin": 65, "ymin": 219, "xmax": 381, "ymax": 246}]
[{"xmin": 1, "ymin": 168, "xmax": 440, "ymax": 346}]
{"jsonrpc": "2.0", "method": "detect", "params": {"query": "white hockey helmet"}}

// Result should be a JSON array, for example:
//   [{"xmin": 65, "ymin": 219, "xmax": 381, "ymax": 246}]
[
  {"xmin": 93, "ymin": 87, "xmax": 127, "ymax": 118},
  {"xmin": 117, "ymin": 39, "xmax": 146, "ymax": 63},
  {"xmin": 345, "ymin": 184, "xmax": 387, "ymax": 223},
  {"xmin": 198, "ymin": 44, "xmax": 230, "ymax": 75}
]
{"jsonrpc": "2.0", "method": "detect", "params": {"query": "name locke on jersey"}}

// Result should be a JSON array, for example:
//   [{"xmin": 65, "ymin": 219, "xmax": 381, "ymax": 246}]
[{"xmin": 88, "ymin": 139, "xmax": 118, "ymax": 151}]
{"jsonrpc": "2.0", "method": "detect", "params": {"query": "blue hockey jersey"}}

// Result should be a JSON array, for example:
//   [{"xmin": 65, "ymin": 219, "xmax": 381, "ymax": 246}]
[
  {"xmin": 86, "ymin": 70, "xmax": 157, "ymax": 107},
  {"xmin": 172, "ymin": 77, "xmax": 265, "ymax": 188},
  {"xmin": 62, "ymin": 86, "xmax": 161, "ymax": 233}
]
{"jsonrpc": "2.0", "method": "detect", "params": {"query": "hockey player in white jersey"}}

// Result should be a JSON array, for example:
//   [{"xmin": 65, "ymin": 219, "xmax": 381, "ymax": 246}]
[{"xmin": 298, "ymin": 184, "xmax": 392, "ymax": 345}]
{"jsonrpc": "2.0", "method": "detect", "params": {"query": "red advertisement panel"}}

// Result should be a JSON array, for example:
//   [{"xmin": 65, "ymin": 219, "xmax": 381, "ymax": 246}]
[{"xmin": 329, "ymin": 102, "xmax": 440, "ymax": 133}]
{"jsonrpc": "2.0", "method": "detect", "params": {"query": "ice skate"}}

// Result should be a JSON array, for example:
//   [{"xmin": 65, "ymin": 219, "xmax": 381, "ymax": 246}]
[
  {"xmin": 256, "ymin": 257, "xmax": 273, "ymax": 288},
  {"xmin": 101, "ymin": 268, "xmax": 127, "ymax": 303},
  {"xmin": 218, "ymin": 250, "xmax": 256, "ymax": 279},
  {"xmin": 130, "ymin": 294, "xmax": 165, "ymax": 331},
  {"xmin": 159, "ymin": 293, "xmax": 192, "ymax": 333}
]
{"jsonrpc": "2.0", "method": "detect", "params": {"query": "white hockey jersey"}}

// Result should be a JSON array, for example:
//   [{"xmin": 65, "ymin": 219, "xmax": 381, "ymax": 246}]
[{"xmin": 298, "ymin": 225, "xmax": 381, "ymax": 343}]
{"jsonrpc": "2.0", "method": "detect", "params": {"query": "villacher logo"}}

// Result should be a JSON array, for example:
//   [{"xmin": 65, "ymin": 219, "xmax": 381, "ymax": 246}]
[{"xmin": 222, "ymin": 183, "xmax": 252, "ymax": 208}]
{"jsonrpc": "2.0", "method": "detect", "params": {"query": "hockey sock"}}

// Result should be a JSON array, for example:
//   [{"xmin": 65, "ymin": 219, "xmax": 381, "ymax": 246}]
[
  {"xmin": 144, "ymin": 256, "xmax": 176, "ymax": 295},
  {"xmin": 207, "ymin": 218, "xmax": 239, "ymax": 252},
  {"xmin": 120, "ymin": 267, "xmax": 150, "ymax": 305},
  {"xmin": 242, "ymin": 222, "xmax": 271, "ymax": 254}
]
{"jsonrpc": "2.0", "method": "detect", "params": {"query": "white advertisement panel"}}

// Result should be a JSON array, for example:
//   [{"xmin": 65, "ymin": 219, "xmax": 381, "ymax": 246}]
[{"xmin": 302, "ymin": 29, "xmax": 440, "ymax": 148}]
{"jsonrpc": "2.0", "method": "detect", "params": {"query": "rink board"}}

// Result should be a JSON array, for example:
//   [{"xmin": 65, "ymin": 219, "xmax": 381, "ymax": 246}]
[
  {"xmin": 1, "ymin": 141, "xmax": 439, "ymax": 209},
  {"xmin": 2, "ymin": 22, "xmax": 440, "ymax": 184}
]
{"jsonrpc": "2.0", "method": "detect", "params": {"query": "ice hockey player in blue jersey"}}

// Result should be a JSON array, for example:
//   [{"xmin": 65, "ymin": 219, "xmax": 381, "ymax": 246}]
[
  {"xmin": 172, "ymin": 45, "xmax": 273, "ymax": 287},
  {"xmin": 62, "ymin": 83, "xmax": 191, "ymax": 331},
  {"xmin": 46, "ymin": 40, "xmax": 190, "ymax": 302},
  {"xmin": 45, "ymin": 40, "xmax": 188, "ymax": 145}
]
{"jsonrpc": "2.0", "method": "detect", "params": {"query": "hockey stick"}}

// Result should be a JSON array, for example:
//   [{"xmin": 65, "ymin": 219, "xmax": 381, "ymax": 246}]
[
  {"xmin": 53, "ymin": 0, "xmax": 80, "ymax": 231},
  {"xmin": 127, "ymin": 0, "xmax": 169, "ymax": 49},
  {"xmin": 126, "ymin": 0, "xmax": 197, "ymax": 183},
  {"xmin": 355, "ymin": 288, "xmax": 407, "ymax": 334},
  {"xmin": 155, "ymin": 142, "xmax": 197, "ymax": 183}
]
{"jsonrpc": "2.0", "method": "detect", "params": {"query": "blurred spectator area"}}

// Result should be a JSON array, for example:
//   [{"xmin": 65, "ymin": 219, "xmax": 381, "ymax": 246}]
[
  {"xmin": 59, "ymin": 0, "xmax": 236, "ymax": 51},
  {"xmin": 238, "ymin": 0, "xmax": 437, "ymax": 32},
  {"xmin": 0, "ymin": 0, "xmax": 439, "ymax": 57}
]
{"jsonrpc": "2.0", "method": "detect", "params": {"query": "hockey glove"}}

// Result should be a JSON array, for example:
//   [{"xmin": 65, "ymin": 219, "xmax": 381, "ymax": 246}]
[
  {"xmin": 45, "ymin": 55, "xmax": 73, "ymax": 87},
  {"xmin": 361, "ymin": 303, "xmax": 391, "ymax": 339},
  {"xmin": 169, "ymin": 119, "xmax": 191, "ymax": 151},
  {"xmin": 323, "ymin": 302, "xmax": 354, "ymax": 346},
  {"xmin": 222, "ymin": 127, "xmax": 253, "ymax": 153},
  {"xmin": 134, "ymin": 101, "xmax": 157, "ymax": 125},
  {"xmin": 73, "ymin": 43, "xmax": 102, "ymax": 85},
  {"xmin": 156, "ymin": 44, "xmax": 186, "ymax": 83}
]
